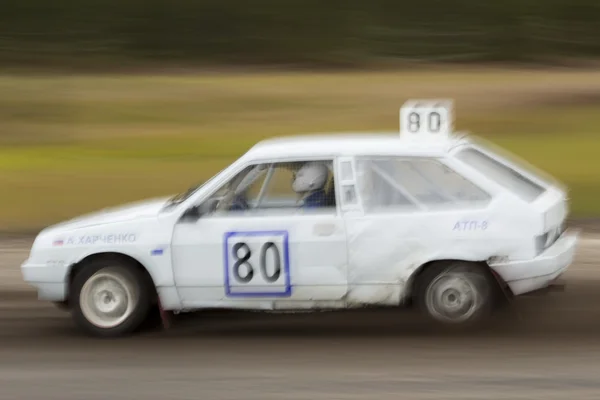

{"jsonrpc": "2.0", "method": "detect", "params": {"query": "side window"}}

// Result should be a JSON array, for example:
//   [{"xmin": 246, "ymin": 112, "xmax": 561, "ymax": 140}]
[
  {"xmin": 395, "ymin": 158, "xmax": 491, "ymax": 204},
  {"xmin": 356, "ymin": 158, "xmax": 415, "ymax": 212},
  {"xmin": 204, "ymin": 160, "xmax": 337, "ymax": 216},
  {"xmin": 355, "ymin": 157, "xmax": 491, "ymax": 212},
  {"xmin": 259, "ymin": 162, "xmax": 299, "ymax": 208}
]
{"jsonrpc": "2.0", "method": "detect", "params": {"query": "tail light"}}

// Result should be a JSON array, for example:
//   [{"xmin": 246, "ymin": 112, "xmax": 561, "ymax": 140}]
[{"xmin": 535, "ymin": 222, "xmax": 565, "ymax": 254}]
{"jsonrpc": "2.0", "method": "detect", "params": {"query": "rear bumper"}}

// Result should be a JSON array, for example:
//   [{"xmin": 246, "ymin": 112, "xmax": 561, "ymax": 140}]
[{"xmin": 488, "ymin": 229, "xmax": 578, "ymax": 296}]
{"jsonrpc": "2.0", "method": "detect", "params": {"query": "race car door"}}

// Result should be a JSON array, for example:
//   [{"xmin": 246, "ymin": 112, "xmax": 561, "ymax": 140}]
[{"xmin": 171, "ymin": 159, "xmax": 349, "ymax": 308}]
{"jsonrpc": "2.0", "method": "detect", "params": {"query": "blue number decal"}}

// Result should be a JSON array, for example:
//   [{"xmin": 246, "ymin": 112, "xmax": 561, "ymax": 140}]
[{"xmin": 223, "ymin": 230, "xmax": 291, "ymax": 297}]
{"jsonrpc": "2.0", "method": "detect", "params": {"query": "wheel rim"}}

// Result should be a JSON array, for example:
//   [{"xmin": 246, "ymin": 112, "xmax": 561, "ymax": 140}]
[
  {"xmin": 79, "ymin": 269, "xmax": 138, "ymax": 329},
  {"xmin": 425, "ymin": 269, "xmax": 484, "ymax": 323}
]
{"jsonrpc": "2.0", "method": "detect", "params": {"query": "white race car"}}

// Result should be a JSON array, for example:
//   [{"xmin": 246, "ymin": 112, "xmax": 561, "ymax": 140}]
[{"xmin": 21, "ymin": 100, "xmax": 578, "ymax": 337}]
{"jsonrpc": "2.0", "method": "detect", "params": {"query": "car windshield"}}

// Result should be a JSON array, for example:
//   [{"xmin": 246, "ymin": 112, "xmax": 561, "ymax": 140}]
[
  {"xmin": 455, "ymin": 139, "xmax": 555, "ymax": 202},
  {"xmin": 167, "ymin": 183, "xmax": 203, "ymax": 205},
  {"xmin": 164, "ymin": 169, "xmax": 224, "ymax": 207}
]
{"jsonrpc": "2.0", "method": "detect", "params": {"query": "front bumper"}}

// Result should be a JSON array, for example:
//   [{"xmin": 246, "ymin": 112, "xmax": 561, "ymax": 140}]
[
  {"xmin": 488, "ymin": 229, "xmax": 579, "ymax": 296},
  {"xmin": 21, "ymin": 260, "xmax": 69, "ymax": 301}
]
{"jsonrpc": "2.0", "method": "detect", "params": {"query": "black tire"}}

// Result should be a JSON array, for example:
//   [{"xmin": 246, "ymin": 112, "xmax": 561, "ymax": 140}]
[
  {"xmin": 69, "ymin": 258, "xmax": 153, "ymax": 338},
  {"xmin": 414, "ymin": 261, "xmax": 496, "ymax": 329}
]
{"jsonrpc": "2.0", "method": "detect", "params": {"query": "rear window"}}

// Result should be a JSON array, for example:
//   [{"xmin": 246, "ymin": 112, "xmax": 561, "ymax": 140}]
[{"xmin": 455, "ymin": 147, "xmax": 546, "ymax": 202}]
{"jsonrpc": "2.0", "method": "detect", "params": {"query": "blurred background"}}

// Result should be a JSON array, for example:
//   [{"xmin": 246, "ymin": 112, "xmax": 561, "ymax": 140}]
[{"xmin": 1, "ymin": 0, "xmax": 599, "ymax": 232}]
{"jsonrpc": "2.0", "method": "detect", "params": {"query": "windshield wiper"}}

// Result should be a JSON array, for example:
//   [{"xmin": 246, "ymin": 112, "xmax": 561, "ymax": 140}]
[{"xmin": 167, "ymin": 183, "xmax": 201, "ymax": 205}]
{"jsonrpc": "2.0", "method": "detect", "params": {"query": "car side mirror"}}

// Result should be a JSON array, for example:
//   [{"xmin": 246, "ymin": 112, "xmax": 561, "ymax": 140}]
[
  {"xmin": 181, "ymin": 198, "xmax": 220, "ymax": 222},
  {"xmin": 203, "ymin": 198, "xmax": 220, "ymax": 214},
  {"xmin": 180, "ymin": 205, "xmax": 201, "ymax": 221}
]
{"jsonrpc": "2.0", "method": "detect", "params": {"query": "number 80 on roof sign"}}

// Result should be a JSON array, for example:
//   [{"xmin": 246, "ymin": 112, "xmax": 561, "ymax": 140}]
[{"xmin": 399, "ymin": 99, "xmax": 454, "ymax": 142}]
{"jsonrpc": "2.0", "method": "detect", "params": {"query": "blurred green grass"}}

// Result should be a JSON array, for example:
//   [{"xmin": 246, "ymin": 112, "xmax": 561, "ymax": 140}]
[{"xmin": 1, "ymin": 69, "xmax": 599, "ymax": 232}]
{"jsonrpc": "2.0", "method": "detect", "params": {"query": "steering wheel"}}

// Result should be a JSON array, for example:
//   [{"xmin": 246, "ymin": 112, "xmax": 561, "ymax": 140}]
[{"xmin": 228, "ymin": 193, "xmax": 250, "ymax": 211}]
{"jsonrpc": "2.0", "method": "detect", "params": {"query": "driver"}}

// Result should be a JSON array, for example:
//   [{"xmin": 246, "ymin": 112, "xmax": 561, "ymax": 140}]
[{"xmin": 292, "ymin": 162, "xmax": 329, "ymax": 208}]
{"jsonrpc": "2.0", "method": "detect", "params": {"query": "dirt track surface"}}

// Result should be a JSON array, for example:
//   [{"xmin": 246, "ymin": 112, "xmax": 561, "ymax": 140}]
[{"xmin": 1, "ymin": 237, "xmax": 600, "ymax": 399}]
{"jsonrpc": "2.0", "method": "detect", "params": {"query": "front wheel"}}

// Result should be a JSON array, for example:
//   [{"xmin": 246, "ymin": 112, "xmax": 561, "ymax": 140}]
[
  {"xmin": 415, "ymin": 261, "xmax": 496, "ymax": 328},
  {"xmin": 69, "ymin": 259, "xmax": 152, "ymax": 337}
]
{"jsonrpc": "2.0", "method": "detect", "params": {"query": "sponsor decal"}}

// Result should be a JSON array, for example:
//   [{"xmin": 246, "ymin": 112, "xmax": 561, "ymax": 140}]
[
  {"xmin": 453, "ymin": 220, "xmax": 488, "ymax": 231},
  {"xmin": 151, "ymin": 248, "xmax": 164, "ymax": 256},
  {"xmin": 54, "ymin": 233, "xmax": 138, "ymax": 246},
  {"xmin": 47, "ymin": 260, "xmax": 66, "ymax": 267}
]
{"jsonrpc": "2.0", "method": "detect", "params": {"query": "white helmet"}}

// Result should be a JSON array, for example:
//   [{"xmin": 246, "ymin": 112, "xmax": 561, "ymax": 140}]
[{"xmin": 292, "ymin": 162, "xmax": 328, "ymax": 193}]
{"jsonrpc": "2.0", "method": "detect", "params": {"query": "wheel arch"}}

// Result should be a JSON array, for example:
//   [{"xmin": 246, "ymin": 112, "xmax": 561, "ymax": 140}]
[
  {"xmin": 403, "ymin": 258, "xmax": 507, "ymax": 304},
  {"xmin": 66, "ymin": 252, "xmax": 158, "ymax": 304}
]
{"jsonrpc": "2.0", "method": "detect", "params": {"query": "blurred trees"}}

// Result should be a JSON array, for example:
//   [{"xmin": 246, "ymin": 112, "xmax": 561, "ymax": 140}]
[{"xmin": 1, "ymin": 0, "xmax": 600, "ymax": 68}]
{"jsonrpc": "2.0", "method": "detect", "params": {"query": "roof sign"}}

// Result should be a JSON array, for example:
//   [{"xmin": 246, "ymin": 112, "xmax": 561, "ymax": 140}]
[{"xmin": 399, "ymin": 99, "xmax": 454, "ymax": 143}]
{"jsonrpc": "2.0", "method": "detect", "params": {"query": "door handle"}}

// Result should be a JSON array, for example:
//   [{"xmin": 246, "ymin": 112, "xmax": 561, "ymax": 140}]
[{"xmin": 313, "ymin": 223, "xmax": 336, "ymax": 236}]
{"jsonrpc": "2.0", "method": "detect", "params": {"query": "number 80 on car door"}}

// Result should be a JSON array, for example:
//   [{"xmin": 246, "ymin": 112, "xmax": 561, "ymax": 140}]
[{"xmin": 223, "ymin": 230, "xmax": 291, "ymax": 297}]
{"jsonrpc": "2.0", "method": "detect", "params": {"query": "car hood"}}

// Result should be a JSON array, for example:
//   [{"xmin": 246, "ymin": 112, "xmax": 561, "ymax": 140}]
[{"xmin": 44, "ymin": 196, "xmax": 171, "ymax": 232}]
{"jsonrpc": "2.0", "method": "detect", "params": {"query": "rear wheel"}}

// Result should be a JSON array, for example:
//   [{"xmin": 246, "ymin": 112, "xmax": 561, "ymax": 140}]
[
  {"xmin": 415, "ymin": 261, "xmax": 496, "ymax": 328},
  {"xmin": 70, "ymin": 258, "xmax": 153, "ymax": 337}
]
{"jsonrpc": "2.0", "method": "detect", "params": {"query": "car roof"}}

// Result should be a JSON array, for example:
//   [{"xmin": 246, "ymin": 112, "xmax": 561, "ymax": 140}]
[{"xmin": 243, "ymin": 132, "xmax": 471, "ymax": 161}]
